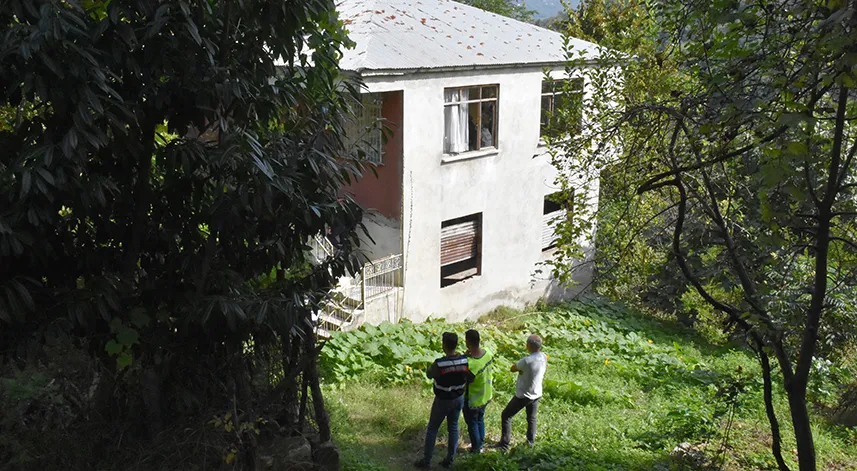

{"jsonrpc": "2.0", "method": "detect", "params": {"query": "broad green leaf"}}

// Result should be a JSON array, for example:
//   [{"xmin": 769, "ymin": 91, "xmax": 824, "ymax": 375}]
[
  {"xmin": 117, "ymin": 326, "xmax": 139, "ymax": 346},
  {"xmin": 105, "ymin": 340, "xmax": 123, "ymax": 356}
]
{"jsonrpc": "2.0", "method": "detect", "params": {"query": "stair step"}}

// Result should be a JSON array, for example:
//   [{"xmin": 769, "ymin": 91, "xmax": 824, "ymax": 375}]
[
  {"xmin": 331, "ymin": 290, "xmax": 362, "ymax": 307},
  {"xmin": 319, "ymin": 313, "xmax": 349, "ymax": 328},
  {"xmin": 317, "ymin": 327, "xmax": 331, "ymax": 339}
]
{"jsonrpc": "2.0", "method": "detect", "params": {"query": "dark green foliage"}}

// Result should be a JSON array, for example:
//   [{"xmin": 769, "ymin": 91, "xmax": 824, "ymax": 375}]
[
  {"xmin": 548, "ymin": 1, "xmax": 857, "ymax": 469},
  {"xmin": 1, "ymin": 0, "xmax": 363, "ymax": 468}
]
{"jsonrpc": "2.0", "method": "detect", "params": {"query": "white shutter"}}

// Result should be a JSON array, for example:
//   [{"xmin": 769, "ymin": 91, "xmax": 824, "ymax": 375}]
[{"xmin": 542, "ymin": 210, "xmax": 563, "ymax": 249}]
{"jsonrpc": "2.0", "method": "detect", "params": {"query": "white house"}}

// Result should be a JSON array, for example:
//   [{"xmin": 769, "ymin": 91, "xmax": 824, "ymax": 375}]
[{"xmin": 316, "ymin": 0, "xmax": 603, "ymax": 333}]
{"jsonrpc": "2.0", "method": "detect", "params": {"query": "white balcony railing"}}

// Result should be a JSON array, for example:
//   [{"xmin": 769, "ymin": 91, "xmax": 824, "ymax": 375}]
[{"xmin": 316, "ymin": 253, "xmax": 403, "ymax": 337}]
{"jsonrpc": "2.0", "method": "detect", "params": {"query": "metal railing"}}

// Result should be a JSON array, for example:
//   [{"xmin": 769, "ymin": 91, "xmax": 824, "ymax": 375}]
[
  {"xmin": 361, "ymin": 253, "xmax": 403, "ymax": 302},
  {"xmin": 309, "ymin": 234, "xmax": 336, "ymax": 263},
  {"xmin": 316, "ymin": 253, "xmax": 403, "ymax": 337}
]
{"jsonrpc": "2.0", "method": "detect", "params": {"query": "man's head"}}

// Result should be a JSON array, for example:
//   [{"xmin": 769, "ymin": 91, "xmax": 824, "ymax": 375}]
[
  {"xmin": 442, "ymin": 332, "xmax": 459, "ymax": 355},
  {"xmin": 465, "ymin": 329, "xmax": 480, "ymax": 352},
  {"xmin": 526, "ymin": 335, "xmax": 543, "ymax": 353}
]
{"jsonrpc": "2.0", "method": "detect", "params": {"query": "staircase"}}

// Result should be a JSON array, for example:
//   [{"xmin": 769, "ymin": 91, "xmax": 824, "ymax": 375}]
[
  {"xmin": 317, "ymin": 284, "xmax": 364, "ymax": 338},
  {"xmin": 314, "ymin": 253, "xmax": 403, "ymax": 339}
]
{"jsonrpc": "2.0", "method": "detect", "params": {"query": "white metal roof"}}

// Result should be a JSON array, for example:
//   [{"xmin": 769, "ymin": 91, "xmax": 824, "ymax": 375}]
[{"xmin": 337, "ymin": 0, "xmax": 602, "ymax": 74}]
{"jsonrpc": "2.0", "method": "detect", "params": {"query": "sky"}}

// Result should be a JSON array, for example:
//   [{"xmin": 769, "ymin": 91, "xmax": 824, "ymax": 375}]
[{"xmin": 521, "ymin": 0, "xmax": 581, "ymax": 19}]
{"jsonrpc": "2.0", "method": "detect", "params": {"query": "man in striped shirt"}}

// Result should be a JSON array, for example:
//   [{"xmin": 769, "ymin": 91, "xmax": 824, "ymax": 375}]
[{"xmin": 415, "ymin": 332, "xmax": 469, "ymax": 469}]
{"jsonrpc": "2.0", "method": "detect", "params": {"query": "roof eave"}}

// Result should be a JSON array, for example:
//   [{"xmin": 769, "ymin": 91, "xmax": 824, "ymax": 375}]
[{"xmin": 350, "ymin": 58, "xmax": 607, "ymax": 77}]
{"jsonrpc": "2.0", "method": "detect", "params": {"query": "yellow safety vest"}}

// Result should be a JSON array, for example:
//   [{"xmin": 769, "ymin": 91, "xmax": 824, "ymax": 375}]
[{"xmin": 466, "ymin": 350, "xmax": 494, "ymax": 408}]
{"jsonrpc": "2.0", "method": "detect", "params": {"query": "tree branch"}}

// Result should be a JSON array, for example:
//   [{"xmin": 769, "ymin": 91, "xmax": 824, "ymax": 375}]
[
  {"xmin": 756, "ymin": 340, "xmax": 791, "ymax": 471},
  {"xmin": 638, "ymin": 124, "xmax": 789, "ymax": 194}
]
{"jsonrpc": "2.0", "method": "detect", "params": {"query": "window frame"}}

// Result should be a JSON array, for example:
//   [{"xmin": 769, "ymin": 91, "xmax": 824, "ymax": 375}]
[
  {"xmin": 440, "ymin": 212, "xmax": 483, "ymax": 287},
  {"xmin": 541, "ymin": 191, "xmax": 573, "ymax": 252},
  {"xmin": 443, "ymin": 85, "xmax": 499, "ymax": 155},
  {"xmin": 540, "ymin": 78, "xmax": 584, "ymax": 139}
]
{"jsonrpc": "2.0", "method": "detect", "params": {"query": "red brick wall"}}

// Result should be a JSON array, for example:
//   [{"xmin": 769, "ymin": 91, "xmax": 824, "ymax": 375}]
[{"xmin": 344, "ymin": 90, "xmax": 403, "ymax": 220}]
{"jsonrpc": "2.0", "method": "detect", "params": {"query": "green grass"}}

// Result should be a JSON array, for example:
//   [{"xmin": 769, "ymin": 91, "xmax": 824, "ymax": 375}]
[{"xmin": 321, "ymin": 298, "xmax": 857, "ymax": 471}]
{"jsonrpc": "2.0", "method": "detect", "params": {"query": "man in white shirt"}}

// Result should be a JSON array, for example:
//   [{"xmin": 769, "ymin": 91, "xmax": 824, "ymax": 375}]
[{"xmin": 496, "ymin": 335, "xmax": 546, "ymax": 451}]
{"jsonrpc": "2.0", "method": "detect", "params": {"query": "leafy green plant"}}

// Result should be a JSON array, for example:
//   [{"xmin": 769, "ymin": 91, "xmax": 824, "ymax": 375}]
[{"xmin": 324, "ymin": 301, "xmax": 856, "ymax": 471}]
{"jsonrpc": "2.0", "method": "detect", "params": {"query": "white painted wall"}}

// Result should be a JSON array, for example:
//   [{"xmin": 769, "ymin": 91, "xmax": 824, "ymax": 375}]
[
  {"xmin": 357, "ymin": 210, "xmax": 400, "ymax": 262},
  {"xmin": 362, "ymin": 66, "xmax": 599, "ymax": 323}
]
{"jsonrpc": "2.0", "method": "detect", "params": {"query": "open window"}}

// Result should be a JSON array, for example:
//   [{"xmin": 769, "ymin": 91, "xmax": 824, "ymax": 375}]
[
  {"xmin": 440, "ymin": 213, "xmax": 482, "ymax": 287},
  {"xmin": 540, "ymin": 78, "xmax": 583, "ymax": 139},
  {"xmin": 542, "ymin": 192, "xmax": 571, "ymax": 251},
  {"xmin": 344, "ymin": 93, "xmax": 383, "ymax": 164},
  {"xmin": 443, "ymin": 85, "xmax": 498, "ymax": 154}
]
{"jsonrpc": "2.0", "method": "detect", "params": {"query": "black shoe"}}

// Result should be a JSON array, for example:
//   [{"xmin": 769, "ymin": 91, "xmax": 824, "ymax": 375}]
[
  {"xmin": 414, "ymin": 458, "xmax": 431, "ymax": 469},
  {"xmin": 489, "ymin": 442, "xmax": 509, "ymax": 452},
  {"xmin": 440, "ymin": 457, "xmax": 454, "ymax": 469}
]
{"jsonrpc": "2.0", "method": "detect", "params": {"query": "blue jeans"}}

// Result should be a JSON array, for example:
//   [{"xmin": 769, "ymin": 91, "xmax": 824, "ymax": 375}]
[
  {"xmin": 423, "ymin": 395, "xmax": 464, "ymax": 462},
  {"xmin": 464, "ymin": 403, "xmax": 488, "ymax": 452}
]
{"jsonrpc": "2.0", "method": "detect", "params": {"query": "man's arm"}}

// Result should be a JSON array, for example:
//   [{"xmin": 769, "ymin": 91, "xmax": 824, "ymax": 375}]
[
  {"xmin": 466, "ymin": 369, "xmax": 476, "ymax": 383},
  {"xmin": 511, "ymin": 356, "xmax": 527, "ymax": 373},
  {"xmin": 510, "ymin": 364, "xmax": 519, "ymax": 373},
  {"xmin": 426, "ymin": 361, "xmax": 438, "ymax": 379}
]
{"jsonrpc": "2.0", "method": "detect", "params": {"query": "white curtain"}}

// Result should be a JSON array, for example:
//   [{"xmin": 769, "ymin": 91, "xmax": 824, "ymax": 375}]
[{"xmin": 444, "ymin": 89, "xmax": 469, "ymax": 153}]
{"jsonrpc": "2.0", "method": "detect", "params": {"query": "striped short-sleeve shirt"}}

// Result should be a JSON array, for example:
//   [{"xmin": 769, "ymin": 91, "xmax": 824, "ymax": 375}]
[{"xmin": 430, "ymin": 355, "xmax": 469, "ymax": 399}]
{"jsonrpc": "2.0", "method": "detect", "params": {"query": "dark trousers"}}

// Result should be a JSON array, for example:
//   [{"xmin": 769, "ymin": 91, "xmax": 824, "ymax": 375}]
[
  {"xmin": 463, "ymin": 403, "xmax": 487, "ymax": 452},
  {"xmin": 423, "ymin": 395, "xmax": 464, "ymax": 462},
  {"xmin": 499, "ymin": 396, "xmax": 539, "ymax": 447}
]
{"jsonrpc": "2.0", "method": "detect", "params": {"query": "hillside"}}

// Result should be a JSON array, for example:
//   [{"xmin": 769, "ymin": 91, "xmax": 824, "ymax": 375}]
[{"xmin": 320, "ymin": 299, "xmax": 857, "ymax": 470}]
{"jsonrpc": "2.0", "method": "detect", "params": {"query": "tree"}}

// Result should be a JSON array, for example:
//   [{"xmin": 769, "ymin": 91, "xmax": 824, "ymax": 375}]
[
  {"xmin": 1, "ymin": 0, "xmax": 363, "ymax": 466},
  {"xmin": 547, "ymin": 1, "xmax": 857, "ymax": 470},
  {"xmin": 459, "ymin": 0, "xmax": 535, "ymax": 22},
  {"xmin": 551, "ymin": 0, "xmax": 649, "ymax": 44}
]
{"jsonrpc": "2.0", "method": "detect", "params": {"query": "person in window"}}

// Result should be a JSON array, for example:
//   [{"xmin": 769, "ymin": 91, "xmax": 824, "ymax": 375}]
[
  {"xmin": 480, "ymin": 125, "xmax": 493, "ymax": 148},
  {"xmin": 468, "ymin": 114, "xmax": 478, "ymax": 150},
  {"xmin": 415, "ymin": 332, "xmax": 468, "ymax": 469},
  {"xmin": 467, "ymin": 113, "xmax": 494, "ymax": 150},
  {"xmin": 480, "ymin": 103, "xmax": 494, "ymax": 148}
]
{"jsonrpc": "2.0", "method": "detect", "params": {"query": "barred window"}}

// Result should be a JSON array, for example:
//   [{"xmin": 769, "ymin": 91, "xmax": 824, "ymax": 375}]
[{"xmin": 344, "ymin": 93, "xmax": 383, "ymax": 164}]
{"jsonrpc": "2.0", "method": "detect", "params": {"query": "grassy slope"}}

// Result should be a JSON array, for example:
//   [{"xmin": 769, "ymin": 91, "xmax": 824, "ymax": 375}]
[{"xmin": 321, "ymin": 299, "xmax": 857, "ymax": 471}]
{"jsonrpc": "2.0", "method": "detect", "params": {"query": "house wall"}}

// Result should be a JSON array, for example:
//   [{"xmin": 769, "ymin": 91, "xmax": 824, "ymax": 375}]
[
  {"xmin": 358, "ymin": 210, "xmax": 400, "ymax": 262},
  {"xmin": 363, "ymin": 67, "xmax": 599, "ymax": 323},
  {"xmin": 343, "ymin": 91, "xmax": 404, "ymax": 221}
]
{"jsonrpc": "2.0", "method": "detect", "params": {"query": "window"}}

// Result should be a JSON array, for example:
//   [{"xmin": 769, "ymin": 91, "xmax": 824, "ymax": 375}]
[
  {"xmin": 540, "ymin": 78, "xmax": 583, "ymax": 138},
  {"xmin": 542, "ymin": 192, "xmax": 571, "ymax": 251},
  {"xmin": 344, "ymin": 93, "xmax": 383, "ymax": 164},
  {"xmin": 440, "ymin": 213, "xmax": 482, "ymax": 287},
  {"xmin": 444, "ymin": 85, "xmax": 498, "ymax": 154}
]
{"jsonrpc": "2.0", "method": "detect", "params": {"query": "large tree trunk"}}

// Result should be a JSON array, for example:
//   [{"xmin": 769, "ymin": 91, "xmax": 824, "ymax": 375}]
[
  {"xmin": 305, "ymin": 329, "xmax": 330, "ymax": 442},
  {"xmin": 141, "ymin": 366, "xmax": 163, "ymax": 438},
  {"xmin": 787, "ymin": 383, "xmax": 816, "ymax": 471}
]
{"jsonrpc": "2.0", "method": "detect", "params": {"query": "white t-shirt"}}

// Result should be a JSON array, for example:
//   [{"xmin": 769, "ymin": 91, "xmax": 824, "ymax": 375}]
[{"xmin": 515, "ymin": 352, "xmax": 547, "ymax": 400}]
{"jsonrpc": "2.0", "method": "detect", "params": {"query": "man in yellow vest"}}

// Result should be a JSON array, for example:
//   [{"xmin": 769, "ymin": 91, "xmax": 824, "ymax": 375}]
[{"xmin": 463, "ymin": 329, "xmax": 494, "ymax": 454}]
